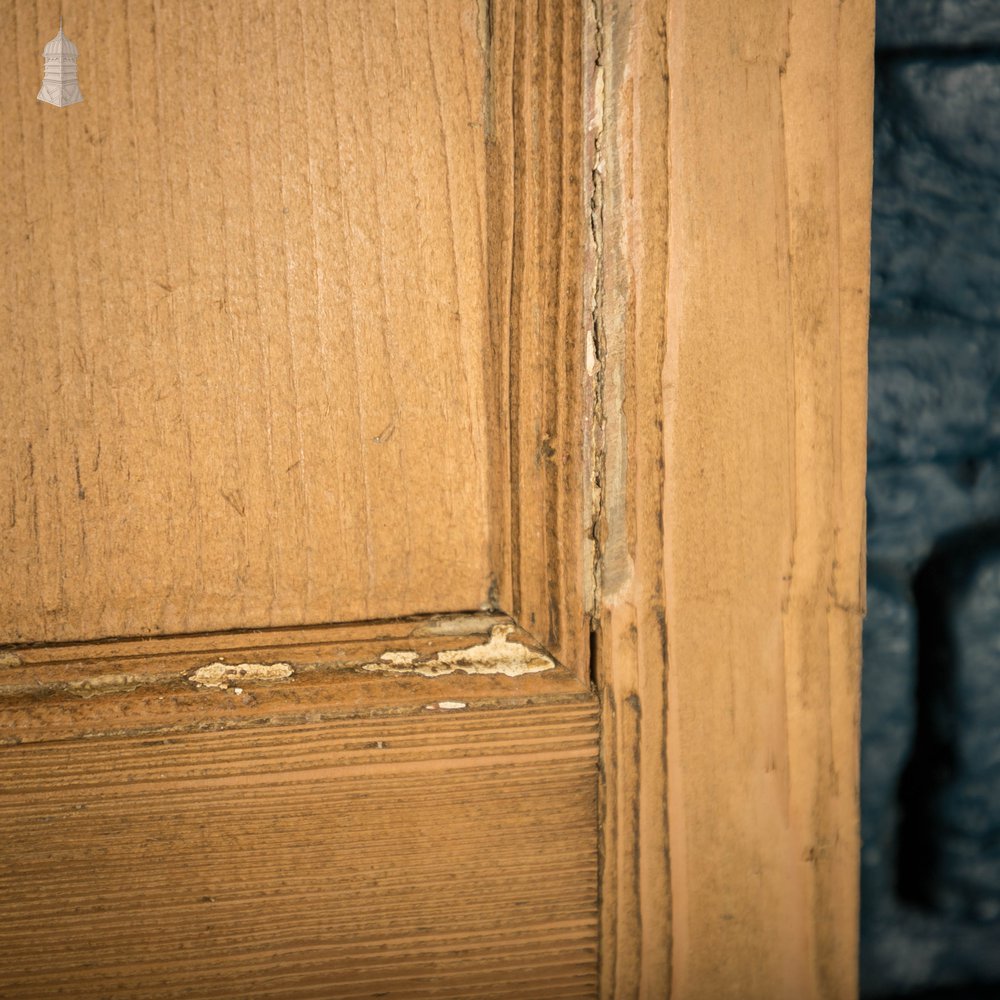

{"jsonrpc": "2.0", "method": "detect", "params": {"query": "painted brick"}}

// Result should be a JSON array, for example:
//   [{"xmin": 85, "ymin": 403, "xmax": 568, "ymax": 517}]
[
  {"xmin": 861, "ymin": 577, "xmax": 917, "ymax": 906},
  {"xmin": 872, "ymin": 58, "xmax": 1000, "ymax": 325},
  {"xmin": 936, "ymin": 548, "xmax": 1000, "ymax": 923},
  {"xmin": 877, "ymin": 1, "xmax": 1000, "ymax": 51},
  {"xmin": 869, "ymin": 314, "xmax": 1000, "ymax": 464},
  {"xmin": 867, "ymin": 456, "xmax": 1000, "ymax": 571},
  {"xmin": 864, "ymin": 7, "xmax": 1000, "ymax": 993}
]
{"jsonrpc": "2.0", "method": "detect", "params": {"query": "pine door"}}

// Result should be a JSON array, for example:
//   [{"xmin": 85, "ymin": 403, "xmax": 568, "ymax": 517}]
[
  {"xmin": 1, "ymin": 2, "xmax": 873, "ymax": 998},
  {"xmin": 2, "ymin": 3, "xmax": 597, "ymax": 995}
]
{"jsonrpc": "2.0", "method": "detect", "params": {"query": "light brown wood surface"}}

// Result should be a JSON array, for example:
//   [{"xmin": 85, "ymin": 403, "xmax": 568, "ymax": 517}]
[
  {"xmin": 487, "ymin": 1, "xmax": 590, "ymax": 673},
  {"xmin": 0, "ymin": 612, "xmax": 591, "ymax": 745},
  {"xmin": 1, "ymin": 0, "xmax": 494, "ymax": 643},
  {"xmin": 0, "ymin": 0, "xmax": 875, "ymax": 995},
  {"xmin": 0, "ymin": 700, "xmax": 598, "ymax": 999},
  {"xmin": 591, "ymin": 0, "xmax": 872, "ymax": 997},
  {"xmin": 588, "ymin": 3, "xmax": 672, "ymax": 992},
  {"xmin": 1, "ymin": 6, "xmax": 604, "ymax": 996}
]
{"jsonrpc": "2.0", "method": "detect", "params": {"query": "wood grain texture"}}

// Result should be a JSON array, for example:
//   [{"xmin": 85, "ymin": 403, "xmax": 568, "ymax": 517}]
[
  {"xmin": 1, "ymin": 0, "xmax": 493, "ymax": 643},
  {"xmin": 487, "ymin": 0, "xmax": 590, "ymax": 674},
  {"xmin": 590, "ymin": 3, "xmax": 672, "ymax": 993},
  {"xmin": 0, "ymin": 701, "xmax": 599, "ymax": 999},
  {"xmin": 0, "ymin": 612, "xmax": 591, "ymax": 745},
  {"xmin": 2, "ymin": 1, "xmax": 875, "ymax": 994},
  {"xmin": 592, "ymin": 0, "xmax": 873, "ymax": 996}
]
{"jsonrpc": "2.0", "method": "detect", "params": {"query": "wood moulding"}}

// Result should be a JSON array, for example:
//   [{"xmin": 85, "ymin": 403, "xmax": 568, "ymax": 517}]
[
  {"xmin": 0, "ymin": 612, "xmax": 591, "ymax": 746},
  {"xmin": 487, "ymin": 0, "xmax": 591, "ymax": 678}
]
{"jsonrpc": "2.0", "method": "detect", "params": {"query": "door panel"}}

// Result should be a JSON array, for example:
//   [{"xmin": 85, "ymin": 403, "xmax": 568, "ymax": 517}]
[
  {"xmin": 0, "ymin": 613, "xmax": 587, "ymax": 743},
  {"xmin": 1, "ymin": 0, "xmax": 493, "ymax": 643},
  {"xmin": 0, "ymin": 702, "xmax": 598, "ymax": 999},
  {"xmin": 0, "ymin": 0, "xmax": 875, "ymax": 996},
  {"xmin": 2, "ymin": 3, "xmax": 596, "ymax": 996}
]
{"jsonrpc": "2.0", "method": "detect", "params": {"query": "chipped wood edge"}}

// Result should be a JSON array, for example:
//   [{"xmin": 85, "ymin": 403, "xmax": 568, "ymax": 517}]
[
  {"xmin": 360, "ymin": 623, "xmax": 555, "ymax": 678},
  {"xmin": 0, "ymin": 612, "xmax": 590, "ymax": 745},
  {"xmin": 589, "ymin": 2, "xmax": 672, "ymax": 993}
]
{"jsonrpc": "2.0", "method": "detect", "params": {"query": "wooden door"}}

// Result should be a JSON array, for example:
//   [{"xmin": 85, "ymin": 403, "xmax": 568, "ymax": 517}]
[{"xmin": 0, "ymin": 2, "xmax": 873, "ymax": 998}]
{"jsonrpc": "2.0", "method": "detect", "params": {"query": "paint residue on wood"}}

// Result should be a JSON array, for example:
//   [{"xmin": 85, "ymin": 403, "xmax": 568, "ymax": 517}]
[
  {"xmin": 188, "ymin": 661, "xmax": 295, "ymax": 690},
  {"xmin": 362, "ymin": 624, "xmax": 554, "ymax": 678}
]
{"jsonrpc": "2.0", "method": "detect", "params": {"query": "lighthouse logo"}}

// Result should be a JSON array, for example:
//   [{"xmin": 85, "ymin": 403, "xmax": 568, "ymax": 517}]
[{"xmin": 37, "ymin": 18, "xmax": 83, "ymax": 108}]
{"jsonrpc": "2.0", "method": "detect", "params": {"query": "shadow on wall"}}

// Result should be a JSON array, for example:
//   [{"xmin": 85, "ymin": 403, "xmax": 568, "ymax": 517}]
[{"xmin": 861, "ymin": 1, "xmax": 1000, "ymax": 997}]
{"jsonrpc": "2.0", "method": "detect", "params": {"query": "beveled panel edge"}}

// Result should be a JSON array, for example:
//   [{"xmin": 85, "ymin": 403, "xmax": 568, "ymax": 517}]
[{"xmin": 0, "ymin": 610, "xmax": 594, "ymax": 745}]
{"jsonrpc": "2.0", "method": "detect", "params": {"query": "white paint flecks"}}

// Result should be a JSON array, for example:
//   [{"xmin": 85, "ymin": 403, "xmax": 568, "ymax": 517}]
[
  {"xmin": 189, "ymin": 661, "xmax": 294, "ymax": 690},
  {"xmin": 380, "ymin": 650, "xmax": 419, "ymax": 665},
  {"xmin": 67, "ymin": 673, "xmax": 145, "ymax": 693},
  {"xmin": 361, "ymin": 624, "xmax": 554, "ymax": 678},
  {"xmin": 411, "ymin": 613, "xmax": 500, "ymax": 637}
]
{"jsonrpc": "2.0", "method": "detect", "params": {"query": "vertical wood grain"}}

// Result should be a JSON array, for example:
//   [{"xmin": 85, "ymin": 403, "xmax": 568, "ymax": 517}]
[
  {"xmin": 487, "ymin": 0, "xmax": 590, "ymax": 675},
  {"xmin": 592, "ymin": 1, "xmax": 673, "ymax": 993},
  {"xmin": 594, "ymin": 0, "xmax": 873, "ymax": 996},
  {"xmin": 1, "ymin": 0, "xmax": 493, "ymax": 643}
]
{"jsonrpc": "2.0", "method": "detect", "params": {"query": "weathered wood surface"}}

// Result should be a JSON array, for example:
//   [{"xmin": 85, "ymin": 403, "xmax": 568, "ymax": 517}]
[
  {"xmin": 589, "ymin": 3, "xmax": 672, "ymax": 992},
  {"xmin": 1, "ymin": 0, "xmax": 494, "ymax": 643},
  {"xmin": 487, "ymin": 0, "xmax": 590, "ymax": 674},
  {"xmin": 0, "ymin": 701, "xmax": 599, "ymax": 999},
  {"xmin": 0, "ymin": 0, "xmax": 875, "ymax": 995},
  {"xmin": 0, "ymin": 612, "xmax": 592, "ymax": 745},
  {"xmin": 592, "ymin": 0, "xmax": 873, "ymax": 996}
]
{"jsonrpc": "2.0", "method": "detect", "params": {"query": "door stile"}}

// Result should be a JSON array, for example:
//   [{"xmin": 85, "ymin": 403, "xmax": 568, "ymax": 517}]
[{"xmin": 590, "ymin": 1, "xmax": 874, "ymax": 997}]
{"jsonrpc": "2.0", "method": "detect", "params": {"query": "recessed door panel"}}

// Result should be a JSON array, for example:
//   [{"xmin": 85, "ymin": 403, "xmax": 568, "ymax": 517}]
[{"xmin": 1, "ymin": 0, "xmax": 493, "ymax": 643}]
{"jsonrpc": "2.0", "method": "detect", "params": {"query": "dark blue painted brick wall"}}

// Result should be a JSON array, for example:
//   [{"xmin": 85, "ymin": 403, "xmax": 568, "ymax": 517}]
[{"xmin": 862, "ymin": 2, "xmax": 1000, "ymax": 996}]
